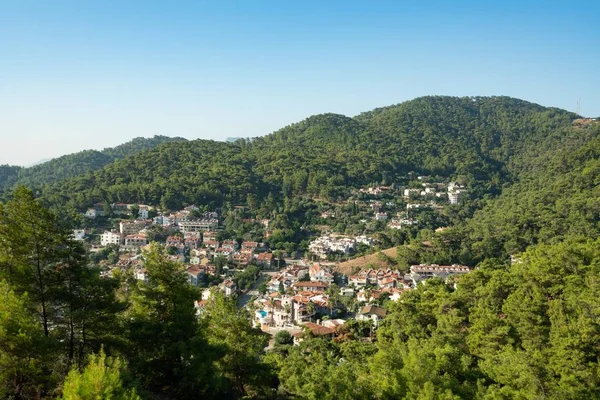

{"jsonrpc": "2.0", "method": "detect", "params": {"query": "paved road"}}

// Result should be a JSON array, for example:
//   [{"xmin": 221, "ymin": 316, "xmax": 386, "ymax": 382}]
[{"xmin": 236, "ymin": 272, "xmax": 276, "ymax": 308}]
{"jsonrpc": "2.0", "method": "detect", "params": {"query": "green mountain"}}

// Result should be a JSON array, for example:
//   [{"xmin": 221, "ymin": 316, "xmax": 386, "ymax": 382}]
[
  {"xmin": 39, "ymin": 96, "xmax": 576, "ymax": 202},
  {"xmin": 0, "ymin": 165, "xmax": 23, "ymax": 189},
  {"xmin": 0, "ymin": 135, "xmax": 187, "ymax": 193},
  {"xmin": 463, "ymin": 131, "xmax": 600, "ymax": 259},
  {"xmin": 32, "ymin": 96, "xmax": 600, "ymax": 259}
]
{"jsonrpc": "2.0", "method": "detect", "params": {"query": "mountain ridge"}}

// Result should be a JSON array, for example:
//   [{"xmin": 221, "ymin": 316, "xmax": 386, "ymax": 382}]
[
  {"xmin": 36, "ymin": 96, "xmax": 583, "ymax": 209},
  {"xmin": 0, "ymin": 135, "xmax": 187, "ymax": 193}
]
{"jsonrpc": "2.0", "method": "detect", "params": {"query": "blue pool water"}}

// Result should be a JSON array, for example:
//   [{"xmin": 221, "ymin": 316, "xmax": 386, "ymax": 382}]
[{"xmin": 257, "ymin": 310, "xmax": 267, "ymax": 318}]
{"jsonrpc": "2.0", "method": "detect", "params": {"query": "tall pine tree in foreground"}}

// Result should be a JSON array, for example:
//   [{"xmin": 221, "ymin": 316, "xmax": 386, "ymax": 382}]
[{"xmin": 0, "ymin": 187, "xmax": 122, "ymax": 398}]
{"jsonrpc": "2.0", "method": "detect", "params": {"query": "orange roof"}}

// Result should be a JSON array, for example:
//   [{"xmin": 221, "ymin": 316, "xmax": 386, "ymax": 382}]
[
  {"xmin": 294, "ymin": 281, "xmax": 329, "ymax": 288},
  {"xmin": 304, "ymin": 322, "xmax": 336, "ymax": 336}
]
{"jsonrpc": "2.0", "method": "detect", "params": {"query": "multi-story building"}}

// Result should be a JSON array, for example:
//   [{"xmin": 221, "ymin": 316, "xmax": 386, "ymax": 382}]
[
  {"xmin": 101, "ymin": 231, "xmax": 122, "ymax": 246},
  {"xmin": 186, "ymin": 265, "xmax": 205, "ymax": 286},
  {"xmin": 124, "ymin": 234, "xmax": 148, "ymax": 248},
  {"xmin": 178, "ymin": 218, "xmax": 219, "ymax": 233},
  {"xmin": 410, "ymin": 264, "xmax": 470, "ymax": 284},
  {"xmin": 119, "ymin": 220, "xmax": 151, "ymax": 235}
]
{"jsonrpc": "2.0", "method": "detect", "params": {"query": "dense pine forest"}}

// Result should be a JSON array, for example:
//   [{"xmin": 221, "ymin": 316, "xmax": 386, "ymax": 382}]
[
  {"xmin": 0, "ymin": 135, "xmax": 186, "ymax": 193},
  {"xmin": 33, "ymin": 96, "xmax": 583, "ymax": 209},
  {"xmin": 1, "ymin": 96, "xmax": 599, "ymax": 399}
]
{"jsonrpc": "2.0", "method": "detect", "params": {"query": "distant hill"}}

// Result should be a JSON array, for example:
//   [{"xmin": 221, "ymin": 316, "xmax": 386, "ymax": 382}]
[
  {"xmin": 39, "ymin": 97, "xmax": 582, "ymax": 209},
  {"xmin": 26, "ymin": 158, "xmax": 52, "ymax": 167},
  {"xmin": 0, "ymin": 135, "xmax": 187, "ymax": 193},
  {"xmin": 0, "ymin": 165, "xmax": 23, "ymax": 191}
]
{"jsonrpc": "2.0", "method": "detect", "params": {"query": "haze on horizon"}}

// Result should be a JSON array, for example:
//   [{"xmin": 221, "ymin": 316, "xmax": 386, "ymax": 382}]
[{"xmin": 1, "ymin": 0, "xmax": 599, "ymax": 166}]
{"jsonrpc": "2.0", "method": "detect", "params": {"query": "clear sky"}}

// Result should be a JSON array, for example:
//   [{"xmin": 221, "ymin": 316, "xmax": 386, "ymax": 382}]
[{"xmin": 1, "ymin": 0, "xmax": 599, "ymax": 166}]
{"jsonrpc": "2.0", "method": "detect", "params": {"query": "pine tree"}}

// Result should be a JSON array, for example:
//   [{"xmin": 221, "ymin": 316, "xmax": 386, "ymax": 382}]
[{"xmin": 61, "ymin": 350, "xmax": 140, "ymax": 400}]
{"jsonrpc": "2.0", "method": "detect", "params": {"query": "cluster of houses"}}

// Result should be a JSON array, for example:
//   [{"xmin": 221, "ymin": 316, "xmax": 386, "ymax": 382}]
[
  {"xmin": 252, "ymin": 264, "xmax": 337, "ymax": 328},
  {"xmin": 308, "ymin": 235, "xmax": 375, "ymax": 259},
  {"xmin": 85, "ymin": 202, "xmax": 154, "ymax": 219},
  {"xmin": 253, "ymin": 262, "xmax": 387, "ymax": 343},
  {"xmin": 388, "ymin": 216, "xmax": 418, "ymax": 229},
  {"xmin": 98, "ymin": 205, "xmax": 221, "ymax": 249},
  {"xmin": 359, "ymin": 186, "xmax": 392, "ymax": 195},
  {"xmin": 409, "ymin": 263, "xmax": 470, "ymax": 284},
  {"xmin": 89, "ymin": 203, "xmax": 280, "ymax": 300},
  {"xmin": 347, "ymin": 267, "xmax": 412, "ymax": 303},
  {"xmin": 94, "ymin": 203, "xmax": 277, "ymax": 271},
  {"xmin": 402, "ymin": 181, "xmax": 468, "ymax": 205},
  {"xmin": 187, "ymin": 236, "xmax": 274, "ymax": 270},
  {"xmin": 251, "ymin": 262, "xmax": 471, "ymax": 343},
  {"xmin": 82, "ymin": 192, "xmax": 474, "ymax": 345},
  {"xmin": 310, "ymin": 180, "xmax": 472, "ymax": 240}
]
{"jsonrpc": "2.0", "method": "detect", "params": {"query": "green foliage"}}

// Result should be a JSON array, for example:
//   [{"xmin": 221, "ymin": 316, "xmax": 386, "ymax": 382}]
[
  {"xmin": 203, "ymin": 291, "xmax": 272, "ymax": 397},
  {"xmin": 28, "ymin": 96, "xmax": 580, "ymax": 214},
  {"xmin": 0, "ymin": 187, "xmax": 123, "ymax": 398},
  {"xmin": 0, "ymin": 280, "xmax": 51, "ymax": 399},
  {"xmin": 123, "ymin": 244, "xmax": 215, "ymax": 398},
  {"xmin": 61, "ymin": 350, "xmax": 140, "ymax": 400},
  {"xmin": 271, "ymin": 239, "xmax": 600, "ymax": 399},
  {"xmin": 233, "ymin": 265, "xmax": 260, "ymax": 291},
  {"xmin": 464, "ymin": 129, "xmax": 600, "ymax": 260},
  {"xmin": 274, "ymin": 330, "xmax": 293, "ymax": 346},
  {"xmin": 0, "ymin": 164, "xmax": 22, "ymax": 189},
  {"xmin": 0, "ymin": 136, "xmax": 186, "ymax": 195},
  {"xmin": 271, "ymin": 338, "xmax": 376, "ymax": 400},
  {"xmin": 258, "ymin": 281, "xmax": 268, "ymax": 295}
]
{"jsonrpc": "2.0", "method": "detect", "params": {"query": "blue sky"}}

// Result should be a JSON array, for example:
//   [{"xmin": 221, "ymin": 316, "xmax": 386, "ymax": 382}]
[{"xmin": 1, "ymin": 0, "xmax": 599, "ymax": 165}]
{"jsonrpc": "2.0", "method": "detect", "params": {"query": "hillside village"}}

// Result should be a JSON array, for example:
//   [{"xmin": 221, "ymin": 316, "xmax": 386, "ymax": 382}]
[
  {"xmin": 2, "ymin": 90, "xmax": 599, "ymax": 399},
  {"xmin": 76, "ymin": 178, "xmax": 473, "ymax": 344}
]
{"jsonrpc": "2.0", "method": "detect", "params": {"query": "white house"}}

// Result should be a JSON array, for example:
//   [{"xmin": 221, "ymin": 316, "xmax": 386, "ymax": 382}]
[
  {"xmin": 101, "ymin": 231, "xmax": 122, "ymax": 246},
  {"xmin": 374, "ymin": 212, "xmax": 388, "ymax": 221},
  {"xmin": 357, "ymin": 305, "xmax": 387, "ymax": 327},
  {"xmin": 220, "ymin": 280, "xmax": 237, "ymax": 297},
  {"xmin": 178, "ymin": 218, "xmax": 219, "ymax": 233},
  {"xmin": 119, "ymin": 220, "xmax": 150, "ymax": 235},
  {"xmin": 124, "ymin": 234, "xmax": 148, "ymax": 248},
  {"xmin": 135, "ymin": 268, "xmax": 149, "ymax": 283},
  {"xmin": 72, "ymin": 229, "xmax": 86, "ymax": 241},
  {"xmin": 186, "ymin": 266, "xmax": 204, "ymax": 286},
  {"xmin": 309, "ymin": 264, "xmax": 334, "ymax": 283}
]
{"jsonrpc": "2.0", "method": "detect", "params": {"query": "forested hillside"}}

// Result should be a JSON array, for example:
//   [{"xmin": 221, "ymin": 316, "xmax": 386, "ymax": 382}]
[
  {"xmin": 42, "ymin": 96, "xmax": 579, "ymax": 207},
  {"xmin": 37, "ymin": 96, "xmax": 600, "ymax": 259},
  {"xmin": 0, "ymin": 135, "xmax": 186, "ymax": 193},
  {"xmin": 0, "ymin": 165, "xmax": 22, "ymax": 189},
  {"xmin": 463, "ymin": 130, "xmax": 600, "ymax": 259},
  {"xmin": 1, "ymin": 96, "xmax": 600, "ymax": 399}
]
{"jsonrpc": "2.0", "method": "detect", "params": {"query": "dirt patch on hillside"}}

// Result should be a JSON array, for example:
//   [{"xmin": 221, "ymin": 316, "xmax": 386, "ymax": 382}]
[{"xmin": 335, "ymin": 247, "xmax": 398, "ymax": 275}]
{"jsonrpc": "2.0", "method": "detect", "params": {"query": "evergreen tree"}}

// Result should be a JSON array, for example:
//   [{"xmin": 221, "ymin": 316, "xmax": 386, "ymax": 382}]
[
  {"xmin": 61, "ymin": 350, "xmax": 140, "ymax": 400},
  {"xmin": 203, "ymin": 291, "xmax": 272, "ymax": 397},
  {"xmin": 124, "ymin": 244, "xmax": 216, "ymax": 398}
]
